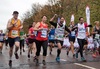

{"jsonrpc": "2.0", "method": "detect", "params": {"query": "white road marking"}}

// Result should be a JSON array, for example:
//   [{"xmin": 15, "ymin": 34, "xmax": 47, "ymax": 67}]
[
  {"xmin": 60, "ymin": 59, "xmax": 67, "ymax": 61},
  {"xmin": 74, "ymin": 63, "xmax": 96, "ymax": 69}
]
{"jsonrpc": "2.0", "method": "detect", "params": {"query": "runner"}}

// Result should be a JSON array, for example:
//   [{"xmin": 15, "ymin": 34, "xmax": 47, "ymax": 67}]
[
  {"xmin": 63, "ymin": 33, "xmax": 71, "ymax": 53},
  {"xmin": 87, "ymin": 34, "xmax": 94, "ymax": 51},
  {"xmin": 73, "ymin": 17, "xmax": 92, "ymax": 62},
  {"xmin": 7, "ymin": 11, "xmax": 23, "ymax": 66},
  {"xmin": 92, "ymin": 21, "xmax": 100, "ymax": 57},
  {"xmin": 67, "ymin": 21, "xmax": 76, "ymax": 58},
  {"xmin": 0, "ymin": 30, "xmax": 5, "ymax": 54},
  {"xmin": 48, "ymin": 25, "xmax": 55, "ymax": 55},
  {"xmin": 49, "ymin": 14, "xmax": 70, "ymax": 62},
  {"xmin": 28, "ymin": 22, "xmax": 37, "ymax": 61},
  {"xmin": 20, "ymin": 29, "xmax": 25, "ymax": 55},
  {"xmin": 34, "ymin": 16, "xmax": 48, "ymax": 65},
  {"xmin": 4, "ymin": 32, "xmax": 9, "ymax": 49}
]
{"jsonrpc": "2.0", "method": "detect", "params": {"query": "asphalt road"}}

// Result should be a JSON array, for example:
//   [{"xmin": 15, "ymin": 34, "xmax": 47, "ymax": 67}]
[{"xmin": 0, "ymin": 45, "xmax": 100, "ymax": 69}]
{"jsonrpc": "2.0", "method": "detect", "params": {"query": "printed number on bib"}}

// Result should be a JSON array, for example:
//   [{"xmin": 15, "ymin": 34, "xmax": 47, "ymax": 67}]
[
  {"xmin": 41, "ymin": 29, "xmax": 47, "ymax": 38},
  {"xmin": 0, "ymin": 36, "xmax": 3, "ymax": 41},
  {"xmin": 51, "ymin": 35, "xmax": 54, "ymax": 39},
  {"xmin": 95, "ymin": 34, "xmax": 100, "ymax": 39},
  {"xmin": 12, "ymin": 30, "xmax": 18, "ymax": 37},
  {"xmin": 71, "ymin": 31, "xmax": 75, "ymax": 36}
]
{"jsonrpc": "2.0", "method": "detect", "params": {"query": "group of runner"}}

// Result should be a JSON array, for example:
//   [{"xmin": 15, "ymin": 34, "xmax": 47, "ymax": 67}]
[{"xmin": 0, "ymin": 11, "xmax": 100, "ymax": 67}]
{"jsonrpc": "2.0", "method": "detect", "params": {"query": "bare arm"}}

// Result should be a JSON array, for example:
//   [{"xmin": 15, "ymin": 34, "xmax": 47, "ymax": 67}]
[
  {"xmin": 34, "ymin": 22, "xmax": 41, "ymax": 31},
  {"xmin": 7, "ymin": 20, "xmax": 13, "ymax": 30},
  {"xmin": 91, "ymin": 27, "xmax": 97, "ymax": 34},
  {"xmin": 50, "ymin": 14, "xmax": 57, "ymax": 21}
]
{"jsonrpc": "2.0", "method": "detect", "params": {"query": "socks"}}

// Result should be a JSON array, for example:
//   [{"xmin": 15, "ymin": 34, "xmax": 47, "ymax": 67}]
[{"xmin": 57, "ymin": 49, "xmax": 61, "ymax": 57}]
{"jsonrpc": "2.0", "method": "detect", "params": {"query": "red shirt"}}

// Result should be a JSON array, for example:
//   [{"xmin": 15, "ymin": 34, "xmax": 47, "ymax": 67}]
[
  {"xmin": 29, "ymin": 27, "xmax": 35, "ymax": 39},
  {"xmin": 36, "ymin": 22, "xmax": 48, "ymax": 41}
]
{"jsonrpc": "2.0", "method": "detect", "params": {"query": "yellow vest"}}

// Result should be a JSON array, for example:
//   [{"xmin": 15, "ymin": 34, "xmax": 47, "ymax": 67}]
[{"xmin": 8, "ymin": 18, "xmax": 21, "ymax": 38}]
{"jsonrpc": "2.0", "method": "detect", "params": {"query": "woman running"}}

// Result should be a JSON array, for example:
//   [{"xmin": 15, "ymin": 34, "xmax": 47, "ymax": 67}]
[
  {"xmin": 34, "ymin": 16, "xmax": 48, "ymax": 65},
  {"xmin": 28, "ymin": 22, "xmax": 37, "ymax": 61}
]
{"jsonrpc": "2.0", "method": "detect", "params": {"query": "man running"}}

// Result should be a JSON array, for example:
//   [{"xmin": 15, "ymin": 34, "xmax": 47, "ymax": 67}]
[
  {"xmin": 20, "ymin": 29, "xmax": 25, "ymax": 55},
  {"xmin": 7, "ymin": 11, "xmax": 23, "ymax": 66},
  {"xmin": 0, "ymin": 30, "xmax": 5, "ymax": 54},
  {"xmin": 48, "ymin": 25, "xmax": 55, "ymax": 55},
  {"xmin": 49, "ymin": 14, "xmax": 70, "ymax": 62},
  {"xmin": 73, "ymin": 17, "xmax": 92, "ymax": 62}
]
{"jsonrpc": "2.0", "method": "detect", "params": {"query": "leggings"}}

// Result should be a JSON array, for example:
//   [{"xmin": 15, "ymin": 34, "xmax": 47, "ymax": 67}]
[
  {"xmin": 20, "ymin": 40, "xmax": 24, "ymax": 50},
  {"xmin": 35, "ymin": 40, "xmax": 48, "ymax": 56},
  {"xmin": 77, "ymin": 38, "xmax": 85, "ymax": 57}
]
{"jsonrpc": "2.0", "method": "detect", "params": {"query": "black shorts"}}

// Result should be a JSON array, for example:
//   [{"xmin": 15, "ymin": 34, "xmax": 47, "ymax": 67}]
[
  {"xmin": 49, "ymin": 40, "xmax": 55, "ymax": 43},
  {"xmin": 0, "ymin": 41, "xmax": 4, "ymax": 43},
  {"xmin": 8, "ymin": 37, "xmax": 20, "ymax": 47},
  {"xmin": 69, "ymin": 36, "xmax": 75, "ymax": 43},
  {"xmin": 55, "ymin": 40, "xmax": 63, "ymax": 46},
  {"xmin": 28, "ymin": 38, "xmax": 35, "ymax": 44}
]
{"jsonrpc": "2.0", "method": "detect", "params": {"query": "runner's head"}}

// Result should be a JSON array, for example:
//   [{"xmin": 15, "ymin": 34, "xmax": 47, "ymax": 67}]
[
  {"xmin": 50, "ymin": 25, "xmax": 55, "ymax": 29},
  {"xmin": 60, "ymin": 17, "xmax": 65, "ymax": 24},
  {"xmin": 94, "ymin": 21, "xmax": 99, "ymax": 26},
  {"xmin": 0, "ymin": 30, "xmax": 3, "ymax": 33},
  {"xmin": 13, "ymin": 11, "xmax": 19, "ymax": 19},
  {"xmin": 70, "ymin": 21, "xmax": 74, "ymax": 26},
  {"xmin": 41, "ymin": 16, "xmax": 47, "ymax": 23},
  {"xmin": 32, "ymin": 22, "xmax": 36, "ymax": 27},
  {"xmin": 79, "ymin": 17, "xmax": 84, "ymax": 24}
]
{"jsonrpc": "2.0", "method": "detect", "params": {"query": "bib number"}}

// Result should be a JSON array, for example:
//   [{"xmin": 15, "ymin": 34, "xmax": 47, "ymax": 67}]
[
  {"xmin": 71, "ymin": 31, "xmax": 75, "ymax": 36},
  {"xmin": 50, "ymin": 35, "xmax": 54, "ymax": 39},
  {"xmin": 41, "ymin": 29, "xmax": 47, "ymax": 38},
  {"xmin": 95, "ymin": 34, "xmax": 100, "ymax": 39},
  {"xmin": 12, "ymin": 30, "xmax": 18, "ymax": 37},
  {"xmin": 0, "ymin": 36, "xmax": 3, "ymax": 41}
]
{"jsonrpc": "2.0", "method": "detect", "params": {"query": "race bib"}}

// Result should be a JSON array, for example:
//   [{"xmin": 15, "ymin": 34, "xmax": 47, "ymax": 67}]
[
  {"xmin": 41, "ymin": 29, "xmax": 47, "ymax": 38},
  {"xmin": 0, "ymin": 36, "xmax": 3, "ymax": 41},
  {"xmin": 71, "ymin": 31, "xmax": 75, "ymax": 36},
  {"xmin": 95, "ymin": 34, "xmax": 100, "ymax": 39},
  {"xmin": 50, "ymin": 35, "xmax": 55, "ymax": 39},
  {"xmin": 12, "ymin": 30, "xmax": 18, "ymax": 37}
]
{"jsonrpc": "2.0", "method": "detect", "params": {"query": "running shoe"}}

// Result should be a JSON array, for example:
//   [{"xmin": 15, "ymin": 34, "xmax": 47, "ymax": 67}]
[
  {"xmin": 92, "ymin": 54, "xmax": 97, "ymax": 58},
  {"xmin": 28, "ymin": 54, "xmax": 30, "ymax": 58},
  {"xmin": 81, "ymin": 57, "xmax": 86, "ymax": 62},
  {"xmin": 73, "ymin": 54, "xmax": 75, "ymax": 58},
  {"xmin": 36, "ymin": 59, "xmax": 39, "ymax": 66},
  {"xmin": 14, "ymin": 53, "xmax": 19, "ymax": 59},
  {"xmin": 42, "ymin": 60, "xmax": 46, "ymax": 65},
  {"xmin": 66, "ymin": 51, "xmax": 69, "ymax": 56},
  {"xmin": 75, "ymin": 53, "xmax": 78, "ymax": 58},
  {"xmin": 9, "ymin": 60, "xmax": 12, "ymax": 67},
  {"xmin": 56, "ymin": 57, "xmax": 60, "ymax": 62}
]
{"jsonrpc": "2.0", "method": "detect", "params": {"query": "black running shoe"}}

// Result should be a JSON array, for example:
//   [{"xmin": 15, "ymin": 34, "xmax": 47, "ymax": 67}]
[
  {"xmin": 42, "ymin": 60, "xmax": 46, "ymax": 65},
  {"xmin": 28, "ymin": 54, "xmax": 30, "ymax": 58},
  {"xmin": 14, "ymin": 53, "xmax": 19, "ymax": 59},
  {"xmin": 67, "ymin": 51, "xmax": 69, "ymax": 56},
  {"xmin": 36, "ymin": 59, "xmax": 39, "ymax": 66},
  {"xmin": 73, "ymin": 54, "xmax": 75, "ymax": 58},
  {"xmin": 9, "ymin": 60, "xmax": 12, "ymax": 67},
  {"xmin": 23, "ymin": 49, "xmax": 25, "ymax": 52}
]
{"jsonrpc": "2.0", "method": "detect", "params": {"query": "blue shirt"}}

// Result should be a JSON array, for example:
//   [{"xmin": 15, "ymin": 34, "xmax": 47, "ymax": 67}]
[{"xmin": 48, "ymin": 29, "xmax": 55, "ymax": 40}]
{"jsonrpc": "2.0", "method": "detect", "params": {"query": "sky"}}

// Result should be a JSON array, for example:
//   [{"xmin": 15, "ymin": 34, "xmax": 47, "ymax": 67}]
[{"xmin": 0, "ymin": 0, "xmax": 48, "ymax": 30}]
